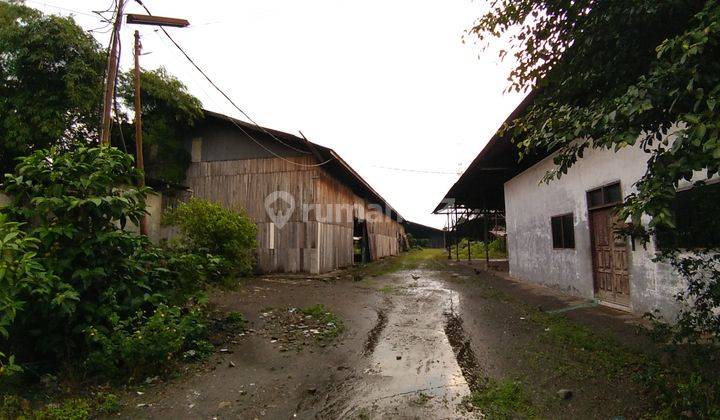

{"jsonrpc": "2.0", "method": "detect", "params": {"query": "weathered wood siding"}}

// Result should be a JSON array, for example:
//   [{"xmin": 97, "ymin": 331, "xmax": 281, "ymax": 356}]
[
  {"xmin": 185, "ymin": 155, "xmax": 405, "ymax": 273},
  {"xmin": 313, "ymin": 170, "xmax": 355, "ymax": 272},
  {"xmin": 186, "ymin": 156, "xmax": 322, "ymax": 273},
  {"xmin": 314, "ymin": 170, "xmax": 405, "ymax": 264}
]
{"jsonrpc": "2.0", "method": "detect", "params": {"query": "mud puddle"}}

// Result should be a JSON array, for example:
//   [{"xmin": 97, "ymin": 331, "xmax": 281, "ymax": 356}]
[{"xmin": 318, "ymin": 271, "xmax": 476, "ymax": 418}]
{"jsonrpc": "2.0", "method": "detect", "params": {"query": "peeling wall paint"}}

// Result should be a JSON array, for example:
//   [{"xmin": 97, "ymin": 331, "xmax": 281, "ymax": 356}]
[{"xmin": 504, "ymin": 145, "xmax": 683, "ymax": 319}]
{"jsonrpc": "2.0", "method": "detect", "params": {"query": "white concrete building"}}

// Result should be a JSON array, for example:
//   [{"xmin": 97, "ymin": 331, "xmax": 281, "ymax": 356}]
[{"xmin": 437, "ymin": 96, "xmax": 718, "ymax": 319}]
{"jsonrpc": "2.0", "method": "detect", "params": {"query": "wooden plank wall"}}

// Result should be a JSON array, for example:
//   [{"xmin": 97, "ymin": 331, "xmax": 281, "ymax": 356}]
[
  {"xmin": 186, "ymin": 156, "xmax": 321, "ymax": 273},
  {"xmin": 185, "ymin": 155, "xmax": 406, "ymax": 273},
  {"xmin": 315, "ymin": 170, "xmax": 406, "ymax": 265},
  {"xmin": 312, "ymin": 170, "xmax": 355, "ymax": 272}
]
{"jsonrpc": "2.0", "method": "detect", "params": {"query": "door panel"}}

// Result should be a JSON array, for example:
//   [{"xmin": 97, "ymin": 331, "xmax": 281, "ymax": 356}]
[{"xmin": 590, "ymin": 207, "xmax": 630, "ymax": 306}]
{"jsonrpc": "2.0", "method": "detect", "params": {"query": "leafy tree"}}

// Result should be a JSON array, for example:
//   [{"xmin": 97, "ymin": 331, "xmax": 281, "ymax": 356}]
[
  {"xmin": 1, "ymin": 146, "xmax": 157, "ymax": 363},
  {"xmin": 472, "ymin": 1, "xmax": 720, "ymax": 415},
  {"xmin": 118, "ymin": 68, "xmax": 203, "ymax": 184},
  {"xmin": 0, "ymin": 1, "xmax": 105, "ymax": 173},
  {"xmin": 471, "ymin": 0, "xmax": 719, "ymax": 233},
  {"xmin": 0, "ymin": 146, "xmax": 231, "ymax": 378}
]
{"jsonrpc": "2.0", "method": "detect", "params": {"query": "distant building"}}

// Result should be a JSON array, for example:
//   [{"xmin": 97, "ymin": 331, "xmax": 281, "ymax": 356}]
[
  {"xmin": 436, "ymin": 96, "xmax": 719, "ymax": 318},
  {"xmin": 404, "ymin": 221, "xmax": 445, "ymax": 248},
  {"xmin": 181, "ymin": 110, "xmax": 407, "ymax": 274}
]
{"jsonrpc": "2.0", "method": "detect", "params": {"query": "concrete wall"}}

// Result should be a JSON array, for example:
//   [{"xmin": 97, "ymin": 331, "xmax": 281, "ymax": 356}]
[
  {"xmin": 504, "ymin": 145, "xmax": 682, "ymax": 319},
  {"xmin": 123, "ymin": 192, "xmax": 174, "ymax": 244}
]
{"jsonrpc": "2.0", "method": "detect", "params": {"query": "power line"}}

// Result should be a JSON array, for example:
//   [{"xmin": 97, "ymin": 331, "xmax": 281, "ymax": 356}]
[
  {"xmin": 132, "ymin": 0, "xmax": 332, "ymax": 168},
  {"xmin": 23, "ymin": 0, "xmax": 105, "ymax": 20},
  {"xmin": 143, "ymin": 27, "xmax": 331, "ymax": 169},
  {"xmin": 371, "ymin": 165, "xmax": 460, "ymax": 175}
]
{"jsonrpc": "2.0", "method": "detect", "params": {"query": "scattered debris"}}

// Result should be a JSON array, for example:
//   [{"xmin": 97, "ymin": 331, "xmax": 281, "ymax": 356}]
[
  {"xmin": 557, "ymin": 389, "xmax": 573, "ymax": 400},
  {"xmin": 218, "ymin": 401, "xmax": 231, "ymax": 409},
  {"xmin": 229, "ymin": 361, "xmax": 236, "ymax": 368},
  {"xmin": 258, "ymin": 305, "xmax": 344, "ymax": 351},
  {"xmin": 396, "ymin": 355, "xmax": 402, "ymax": 360}
]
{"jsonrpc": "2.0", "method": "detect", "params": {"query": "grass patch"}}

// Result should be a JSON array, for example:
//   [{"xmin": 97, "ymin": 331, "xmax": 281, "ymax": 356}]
[
  {"xmin": 0, "ymin": 391, "xmax": 121, "ymax": 420},
  {"xmin": 354, "ymin": 248, "xmax": 447, "ymax": 278},
  {"xmin": 466, "ymin": 378, "xmax": 536, "ymax": 419},
  {"xmin": 225, "ymin": 311, "xmax": 246, "ymax": 329},
  {"xmin": 451, "ymin": 238, "xmax": 507, "ymax": 260},
  {"xmin": 525, "ymin": 311, "xmax": 645, "ymax": 379},
  {"xmin": 300, "ymin": 304, "xmax": 345, "ymax": 342},
  {"xmin": 378, "ymin": 284, "xmax": 395, "ymax": 294}
]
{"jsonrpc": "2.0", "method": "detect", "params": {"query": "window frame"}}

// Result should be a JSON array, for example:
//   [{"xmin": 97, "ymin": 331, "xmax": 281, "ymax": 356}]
[
  {"xmin": 551, "ymin": 213, "xmax": 575, "ymax": 249},
  {"xmin": 587, "ymin": 181, "xmax": 623, "ymax": 211}
]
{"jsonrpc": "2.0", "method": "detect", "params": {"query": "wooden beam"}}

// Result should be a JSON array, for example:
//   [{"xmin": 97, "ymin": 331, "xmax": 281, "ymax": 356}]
[{"xmin": 126, "ymin": 14, "xmax": 189, "ymax": 27}]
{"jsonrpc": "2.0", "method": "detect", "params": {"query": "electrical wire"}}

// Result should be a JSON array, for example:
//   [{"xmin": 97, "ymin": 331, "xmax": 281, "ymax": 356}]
[
  {"xmin": 371, "ymin": 165, "xmax": 459, "ymax": 175},
  {"xmin": 133, "ymin": 0, "xmax": 335, "ymax": 168},
  {"xmin": 134, "ymin": 0, "xmax": 308, "ymax": 155},
  {"xmin": 23, "ymin": 0, "xmax": 105, "ymax": 19}
]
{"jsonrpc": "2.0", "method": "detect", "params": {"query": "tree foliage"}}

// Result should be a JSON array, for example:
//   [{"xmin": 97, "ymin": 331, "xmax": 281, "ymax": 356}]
[
  {"xmin": 118, "ymin": 68, "xmax": 203, "ymax": 184},
  {"xmin": 472, "ymin": 0, "xmax": 719, "ymax": 232},
  {"xmin": 0, "ymin": 1, "xmax": 105, "ymax": 173},
  {"xmin": 0, "ymin": 146, "xmax": 218, "ymax": 377},
  {"xmin": 473, "ymin": 1, "xmax": 720, "ymax": 415}
]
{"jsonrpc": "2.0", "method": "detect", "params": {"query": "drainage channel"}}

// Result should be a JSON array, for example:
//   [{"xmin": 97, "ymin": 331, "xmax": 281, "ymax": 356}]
[{"xmin": 443, "ymin": 311, "xmax": 483, "ymax": 393}]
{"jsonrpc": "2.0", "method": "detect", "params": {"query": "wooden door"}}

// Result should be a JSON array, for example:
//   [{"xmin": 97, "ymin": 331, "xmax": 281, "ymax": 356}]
[{"xmin": 590, "ymin": 207, "xmax": 630, "ymax": 307}]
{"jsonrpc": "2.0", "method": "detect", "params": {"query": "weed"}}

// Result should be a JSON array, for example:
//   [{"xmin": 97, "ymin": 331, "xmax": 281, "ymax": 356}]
[
  {"xmin": 467, "ymin": 378, "xmax": 536, "ymax": 419},
  {"xmin": 353, "ymin": 249, "xmax": 447, "ymax": 278},
  {"xmin": 96, "ymin": 393, "xmax": 121, "ymax": 414},
  {"xmin": 378, "ymin": 285, "xmax": 395, "ymax": 294},
  {"xmin": 301, "ymin": 304, "xmax": 345, "ymax": 342},
  {"xmin": 225, "ymin": 312, "xmax": 246, "ymax": 329},
  {"xmin": 413, "ymin": 392, "xmax": 432, "ymax": 405}
]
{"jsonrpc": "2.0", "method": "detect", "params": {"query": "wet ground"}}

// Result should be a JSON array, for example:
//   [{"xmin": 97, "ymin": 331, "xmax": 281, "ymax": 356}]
[{"xmin": 116, "ymin": 253, "xmax": 654, "ymax": 419}]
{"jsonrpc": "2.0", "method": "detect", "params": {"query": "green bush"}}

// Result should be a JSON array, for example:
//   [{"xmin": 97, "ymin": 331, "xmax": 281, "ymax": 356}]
[
  {"xmin": 451, "ymin": 238, "xmax": 507, "ymax": 260},
  {"xmin": 0, "ymin": 214, "xmax": 52, "ymax": 377},
  {"xmin": 164, "ymin": 198, "xmax": 257, "ymax": 276},
  {"xmin": 407, "ymin": 233, "xmax": 430, "ymax": 249},
  {"xmin": 85, "ymin": 304, "xmax": 210, "ymax": 377},
  {"xmin": 0, "ymin": 146, "xmax": 219, "ymax": 380}
]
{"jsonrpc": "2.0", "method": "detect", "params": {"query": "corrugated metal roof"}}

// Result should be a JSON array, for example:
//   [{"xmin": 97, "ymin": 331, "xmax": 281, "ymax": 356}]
[{"xmin": 433, "ymin": 92, "xmax": 551, "ymax": 213}]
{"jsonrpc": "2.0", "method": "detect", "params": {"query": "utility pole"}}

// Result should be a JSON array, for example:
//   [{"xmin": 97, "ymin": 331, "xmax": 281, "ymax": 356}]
[
  {"xmin": 126, "ymin": 14, "xmax": 189, "ymax": 235},
  {"xmin": 133, "ymin": 30, "xmax": 148, "ymax": 235},
  {"xmin": 100, "ymin": 0, "xmax": 125, "ymax": 146}
]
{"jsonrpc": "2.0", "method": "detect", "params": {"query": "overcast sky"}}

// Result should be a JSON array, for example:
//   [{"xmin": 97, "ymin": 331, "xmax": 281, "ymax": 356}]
[{"xmin": 29, "ymin": 0, "xmax": 525, "ymax": 228}]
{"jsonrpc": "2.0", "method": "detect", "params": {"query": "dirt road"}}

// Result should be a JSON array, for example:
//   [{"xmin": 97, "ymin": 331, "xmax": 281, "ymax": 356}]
[{"xmin": 117, "ymin": 252, "xmax": 652, "ymax": 419}]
